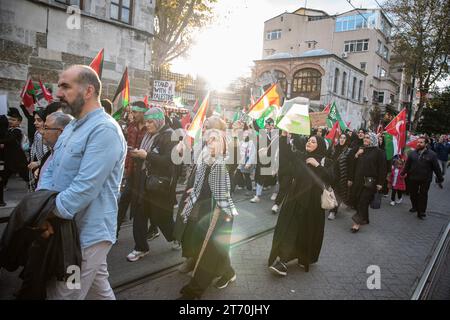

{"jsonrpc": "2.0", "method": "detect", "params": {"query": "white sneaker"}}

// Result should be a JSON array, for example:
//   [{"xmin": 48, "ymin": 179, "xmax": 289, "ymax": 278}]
[
  {"xmin": 271, "ymin": 204, "xmax": 279, "ymax": 213},
  {"xmin": 250, "ymin": 196, "xmax": 260, "ymax": 203},
  {"xmin": 328, "ymin": 212, "xmax": 336, "ymax": 220},
  {"xmin": 396, "ymin": 198, "xmax": 403, "ymax": 204},
  {"xmin": 127, "ymin": 250, "xmax": 149, "ymax": 262},
  {"xmin": 390, "ymin": 201, "xmax": 395, "ymax": 206},
  {"xmin": 271, "ymin": 193, "xmax": 277, "ymax": 201}
]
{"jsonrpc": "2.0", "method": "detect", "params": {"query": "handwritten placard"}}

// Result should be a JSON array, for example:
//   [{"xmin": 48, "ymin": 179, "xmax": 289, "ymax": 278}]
[
  {"xmin": 309, "ymin": 111, "xmax": 328, "ymax": 128},
  {"xmin": 153, "ymin": 80, "xmax": 175, "ymax": 101}
]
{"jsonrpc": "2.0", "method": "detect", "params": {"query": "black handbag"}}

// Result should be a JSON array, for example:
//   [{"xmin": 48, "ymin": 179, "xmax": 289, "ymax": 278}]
[
  {"xmin": 370, "ymin": 192, "xmax": 382, "ymax": 209},
  {"xmin": 363, "ymin": 176, "xmax": 376, "ymax": 189},
  {"xmin": 145, "ymin": 173, "xmax": 171, "ymax": 193}
]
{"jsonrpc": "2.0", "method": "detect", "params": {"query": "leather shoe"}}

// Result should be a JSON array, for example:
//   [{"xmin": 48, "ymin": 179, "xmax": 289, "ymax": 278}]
[{"xmin": 409, "ymin": 208, "xmax": 417, "ymax": 213}]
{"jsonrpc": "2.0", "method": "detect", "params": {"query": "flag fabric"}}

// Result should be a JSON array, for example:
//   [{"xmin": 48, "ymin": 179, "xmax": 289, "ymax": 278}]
[
  {"xmin": 181, "ymin": 112, "xmax": 191, "ymax": 130},
  {"xmin": 247, "ymin": 83, "xmax": 281, "ymax": 119},
  {"xmin": 276, "ymin": 99, "xmax": 310, "ymax": 135},
  {"xmin": 385, "ymin": 108, "xmax": 407, "ymax": 156},
  {"xmin": 384, "ymin": 132, "xmax": 396, "ymax": 160},
  {"xmin": 325, "ymin": 120, "xmax": 341, "ymax": 145},
  {"xmin": 143, "ymin": 95, "xmax": 149, "ymax": 108},
  {"xmin": 326, "ymin": 102, "xmax": 348, "ymax": 131},
  {"xmin": 89, "ymin": 48, "xmax": 104, "ymax": 78},
  {"xmin": 255, "ymin": 105, "xmax": 276, "ymax": 129},
  {"xmin": 112, "ymin": 67, "xmax": 130, "ymax": 121},
  {"xmin": 323, "ymin": 103, "xmax": 331, "ymax": 113},
  {"xmin": 187, "ymin": 92, "xmax": 210, "ymax": 139},
  {"xmin": 376, "ymin": 122, "xmax": 383, "ymax": 135},
  {"xmin": 192, "ymin": 99, "xmax": 199, "ymax": 113},
  {"xmin": 39, "ymin": 80, "xmax": 53, "ymax": 103},
  {"xmin": 20, "ymin": 77, "xmax": 36, "ymax": 112}
]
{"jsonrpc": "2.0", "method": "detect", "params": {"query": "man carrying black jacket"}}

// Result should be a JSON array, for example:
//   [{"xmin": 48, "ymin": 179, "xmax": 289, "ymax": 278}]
[{"xmin": 402, "ymin": 137, "xmax": 444, "ymax": 219}]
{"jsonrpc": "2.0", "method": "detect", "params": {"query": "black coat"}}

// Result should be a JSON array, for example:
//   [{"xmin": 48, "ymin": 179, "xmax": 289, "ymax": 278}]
[
  {"xmin": 268, "ymin": 150, "xmax": 333, "ymax": 267},
  {"xmin": 0, "ymin": 190, "xmax": 81, "ymax": 299},
  {"xmin": 0, "ymin": 128, "xmax": 28, "ymax": 172},
  {"xmin": 348, "ymin": 146, "xmax": 387, "ymax": 191},
  {"xmin": 278, "ymin": 135, "xmax": 294, "ymax": 177},
  {"xmin": 403, "ymin": 148, "xmax": 443, "ymax": 182},
  {"xmin": 144, "ymin": 125, "xmax": 178, "ymax": 209}
]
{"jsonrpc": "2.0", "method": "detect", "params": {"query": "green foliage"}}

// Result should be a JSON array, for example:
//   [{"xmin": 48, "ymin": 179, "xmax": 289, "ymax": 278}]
[
  {"xmin": 417, "ymin": 87, "xmax": 450, "ymax": 134},
  {"xmin": 152, "ymin": 0, "xmax": 217, "ymax": 67},
  {"xmin": 384, "ymin": 0, "xmax": 450, "ymax": 130}
]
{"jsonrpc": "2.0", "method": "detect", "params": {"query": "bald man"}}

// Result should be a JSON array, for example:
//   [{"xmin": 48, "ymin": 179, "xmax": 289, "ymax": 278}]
[{"xmin": 39, "ymin": 65, "xmax": 126, "ymax": 300}]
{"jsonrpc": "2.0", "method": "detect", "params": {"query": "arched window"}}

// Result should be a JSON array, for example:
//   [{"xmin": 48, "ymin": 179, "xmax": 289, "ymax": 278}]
[
  {"xmin": 258, "ymin": 70, "xmax": 288, "ymax": 95},
  {"xmin": 333, "ymin": 68, "xmax": 340, "ymax": 93},
  {"xmin": 291, "ymin": 68, "xmax": 322, "ymax": 100},
  {"xmin": 341, "ymin": 71, "xmax": 347, "ymax": 96}
]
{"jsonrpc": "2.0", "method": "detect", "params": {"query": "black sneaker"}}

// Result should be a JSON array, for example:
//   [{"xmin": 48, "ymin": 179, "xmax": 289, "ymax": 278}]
[
  {"xmin": 409, "ymin": 208, "xmax": 417, "ymax": 213},
  {"xmin": 417, "ymin": 213, "xmax": 426, "ymax": 220},
  {"xmin": 214, "ymin": 271, "xmax": 236, "ymax": 289},
  {"xmin": 269, "ymin": 260, "xmax": 287, "ymax": 276}
]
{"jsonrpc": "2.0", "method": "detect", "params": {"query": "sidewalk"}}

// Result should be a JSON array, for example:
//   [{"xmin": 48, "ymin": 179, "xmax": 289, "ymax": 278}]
[{"xmin": 117, "ymin": 178, "xmax": 450, "ymax": 300}]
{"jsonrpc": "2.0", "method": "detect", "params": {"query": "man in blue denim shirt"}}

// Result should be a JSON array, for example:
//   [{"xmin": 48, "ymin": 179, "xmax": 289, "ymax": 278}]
[{"xmin": 39, "ymin": 65, "xmax": 126, "ymax": 299}]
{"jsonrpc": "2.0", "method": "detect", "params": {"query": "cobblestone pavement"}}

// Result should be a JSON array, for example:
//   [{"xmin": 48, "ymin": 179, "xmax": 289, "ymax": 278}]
[{"xmin": 117, "ymin": 177, "xmax": 450, "ymax": 300}]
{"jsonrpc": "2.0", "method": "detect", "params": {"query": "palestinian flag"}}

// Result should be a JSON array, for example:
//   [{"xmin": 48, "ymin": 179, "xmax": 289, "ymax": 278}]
[
  {"xmin": 181, "ymin": 112, "xmax": 191, "ymax": 130},
  {"xmin": 384, "ymin": 108, "xmax": 407, "ymax": 159},
  {"xmin": 255, "ymin": 105, "xmax": 276, "ymax": 129},
  {"xmin": 323, "ymin": 103, "xmax": 331, "ymax": 113},
  {"xmin": 39, "ymin": 80, "xmax": 53, "ymax": 103},
  {"xmin": 89, "ymin": 48, "xmax": 104, "ymax": 79},
  {"xmin": 326, "ymin": 102, "xmax": 348, "ymax": 131},
  {"xmin": 247, "ymin": 83, "xmax": 280, "ymax": 119},
  {"xmin": 20, "ymin": 76, "xmax": 36, "ymax": 112},
  {"xmin": 187, "ymin": 92, "xmax": 210, "ymax": 139},
  {"xmin": 325, "ymin": 120, "xmax": 341, "ymax": 145},
  {"xmin": 112, "ymin": 67, "xmax": 130, "ymax": 121}
]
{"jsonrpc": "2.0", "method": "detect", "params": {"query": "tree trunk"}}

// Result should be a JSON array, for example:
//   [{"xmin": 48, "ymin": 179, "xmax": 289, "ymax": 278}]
[{"xmin": 412, "ymin": 92, "xmax": 428, "ymax": 131}]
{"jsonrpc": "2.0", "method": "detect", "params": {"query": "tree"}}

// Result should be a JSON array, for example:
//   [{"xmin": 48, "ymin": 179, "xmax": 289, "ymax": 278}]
[
  {"xmin": 152, "ymin": 0, "xmax": 217, "ymax": 67},
  {"xmin": 417, "ymin": 87, "xmax": 450, "ymax": 134},
  {"xmin": 384, "ymin": 0, "xmax": 450, "ymax": 130}
]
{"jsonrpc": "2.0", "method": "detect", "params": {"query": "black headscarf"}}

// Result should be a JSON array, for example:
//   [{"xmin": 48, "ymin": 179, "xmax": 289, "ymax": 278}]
[
  {"xmin": 33, "ymin": 108, "xmax": 47, "ymax": 123},
  {"xmin": 306, "ymin": 135, "xmax": 327, "ymax": 162}
]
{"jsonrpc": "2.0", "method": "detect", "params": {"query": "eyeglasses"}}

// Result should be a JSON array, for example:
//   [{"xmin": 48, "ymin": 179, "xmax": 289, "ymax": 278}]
[{"xmin": 43, "ymin": 127, "xmax": 63, "ymax": 132}]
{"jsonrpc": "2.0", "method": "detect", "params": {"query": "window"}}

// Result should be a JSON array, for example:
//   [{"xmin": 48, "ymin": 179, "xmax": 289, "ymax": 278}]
[
  {"xmin": 111, "ymin": 0, "xmax": 132, "ymax": 24},
  {"xmin": 377, "ymin": 40, "xmax": 382, "ymax": 53},
  {"xmin": 341, "ymin": 71, "xmax": 347, "ymax": 96},
  {"xmin": 358, "ymin": 80, "xmax": 363, "ymax": 101},
  {"xmin": 373, "ymin": 90, "xmax": 385, "ymax": 103},
  {"xmin": 382, "ymin": 45, "xmax": 389, "ymax": 60},
  {"xmin": 352, "ymin": 77, "xmax": 357, "ymax": 99},
  {"xmin": 291, "ymin": 68, "xmax": 322, "ymax": 100},
  {"xmin": 281, "ymin": 16, "xmax": 283, "ymax": 22},
  {"xmin": 376, "ymin": 65, "xmax": 380, "ymax": 77},
  {"xmin": 56, "ymin": 0, "xmax": 82, "ymax": 6},
  {"xmin": 360, "ymin": 62, "xmax": 366, "ymax": 72},
  {"xmin": 344, "ymin": 39, "xmax": 369, "ymax": 53},
  {"xmin": 258, "ymin": 70, "xmax": 288, "ymax": 95},
  {"xmin": 266, "ymin": 30, "xmax": 282, "ymax": 40},
  {"xmin": 335, "ymin": 13, "xmax": 373, "ymax": 32},
  {"xmin": 333, "ymin": 68, "xmax": 340, "ymax": 93},
  {"xmin": 380, "ymin": 68, "xmax": 387, "ymax": 78}
]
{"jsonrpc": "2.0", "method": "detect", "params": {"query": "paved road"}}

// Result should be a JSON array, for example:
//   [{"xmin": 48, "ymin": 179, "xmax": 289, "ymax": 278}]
[
  {"xmin": 117, "ymin": 177, "xmax": 450, "ymax": 300},
  {"xmin": 1, "ymin": 174, "xmax": 449, "ymax": 299}
]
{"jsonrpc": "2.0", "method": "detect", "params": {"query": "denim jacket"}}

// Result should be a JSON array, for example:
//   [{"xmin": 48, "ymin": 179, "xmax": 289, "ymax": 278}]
[{"xmin": 39, "ymin": 108, "xmax": 126, "ymax": 248}]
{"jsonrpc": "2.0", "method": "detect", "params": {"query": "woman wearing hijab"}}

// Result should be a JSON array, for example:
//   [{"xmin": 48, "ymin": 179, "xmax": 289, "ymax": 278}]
[
  {"xmin": 347, "ymin": 132, "xmax": 387, "ymax": 232},
  {"xmin": 27, "ymin": 108, "xmax": 49, "ymax": 188},
  {"xmin": 126, "ymin": 107, "xmax": 179, "ymax": 262},
  {"xmin": 177, "ymin": 116, "xmax": 238, "ymax": 299},
  {"xmin": 328, "ymin": 133, "xmax": 352, "ymax": 220},
  {"xmin": 268, "ymin": 135, "xmax": 333, "ymax": 276}
]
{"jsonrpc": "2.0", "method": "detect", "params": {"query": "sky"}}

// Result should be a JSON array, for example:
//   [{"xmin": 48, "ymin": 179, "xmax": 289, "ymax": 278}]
[{"xmin": 170, "ymin": 0, "xmax": 382, "ymax": 90}]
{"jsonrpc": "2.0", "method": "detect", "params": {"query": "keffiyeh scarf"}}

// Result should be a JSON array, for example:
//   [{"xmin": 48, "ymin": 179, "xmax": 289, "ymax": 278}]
[{"xmin": 181, "ymin": 148, "xmax": 238, "ymax": 223}]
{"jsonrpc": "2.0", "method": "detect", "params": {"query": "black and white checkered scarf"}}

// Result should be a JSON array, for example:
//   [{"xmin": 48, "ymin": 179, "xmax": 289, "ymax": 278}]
[{"xmin": 181, "ymin": 148, "xmax": 238, "ymax": 223}]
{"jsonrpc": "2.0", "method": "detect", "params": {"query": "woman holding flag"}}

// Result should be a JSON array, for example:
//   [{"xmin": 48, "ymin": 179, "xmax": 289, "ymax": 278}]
[{"xmin": 177, "ymin": 116, "xmax": 238, "ymax": 299}]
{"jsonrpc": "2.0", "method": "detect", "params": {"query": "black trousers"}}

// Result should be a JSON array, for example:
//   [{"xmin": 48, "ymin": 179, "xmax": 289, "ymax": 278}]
[
  {"xmin": 409, "ymin": 180, "xmax": 431, "ymax": 215},
  {"xmin": 275, "ymin": 175, "xmax": 291, "ymax": 206},
  {"xmin": 2, "ymin": 167, "xmax": 30, "ymax": 186},
  {"xmin": 352, "ymin": 186, "xmax": 375, "ymax": 225},
  {"xmin": 391, "ymin": 189, "xmax": 403, "ymax": 201}
]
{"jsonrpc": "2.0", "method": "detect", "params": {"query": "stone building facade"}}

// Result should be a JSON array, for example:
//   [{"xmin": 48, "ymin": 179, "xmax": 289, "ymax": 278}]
[
  {"xmin": 254, "ymin": 50, "xmax": 367, "ymax": 129},
  {"xmin": 0, "ymin": 0, "xmax": 155, "ymax": 111}
]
